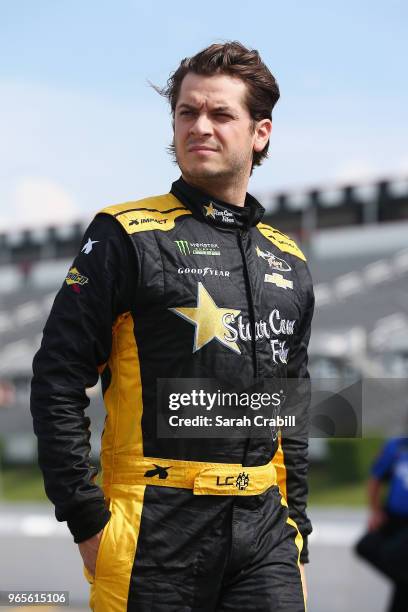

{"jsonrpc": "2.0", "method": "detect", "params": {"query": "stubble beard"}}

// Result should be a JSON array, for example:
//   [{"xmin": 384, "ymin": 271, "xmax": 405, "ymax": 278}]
[{"xmin": 175, "ymin": 144, "xmax": 252, "ymax": 191}]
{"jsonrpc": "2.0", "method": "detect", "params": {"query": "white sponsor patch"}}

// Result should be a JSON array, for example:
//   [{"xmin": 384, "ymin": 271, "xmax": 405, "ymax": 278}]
[
  {"xmin": 203, "ymin": 202, "xmax": 235, "ymax": 224},
  {"xmin": 265, "ymin": 273, "xmax": 293, "ymax": 290},
  {"xmin": 178, "ymin": 267, "xmax": 230, "ymax": 277},
  {"xmin": 256, "ymin": 246, "xmax": 291, "ymax": 272},
  {"xmin": 81, "ymin": 237, "xmax": 99, "ymax": 254}
]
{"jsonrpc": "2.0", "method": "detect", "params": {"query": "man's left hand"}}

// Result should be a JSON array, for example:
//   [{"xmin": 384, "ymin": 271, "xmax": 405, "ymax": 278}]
[{"xmin": 78, "ymin": 529, "xmax": 104, "ymax": 577}]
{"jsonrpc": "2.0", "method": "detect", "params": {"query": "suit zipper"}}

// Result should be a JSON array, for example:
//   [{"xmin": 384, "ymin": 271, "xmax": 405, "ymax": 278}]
[{"xmin": 237, "ymin": 229, "xmax": 259, "ymax": 378}]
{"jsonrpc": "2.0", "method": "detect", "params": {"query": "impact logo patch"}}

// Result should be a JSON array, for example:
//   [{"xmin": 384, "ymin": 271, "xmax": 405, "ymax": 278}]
[
  {"xmin": 129, "ymin": 218, "xmax": 167, "ymax": 226},
  {"xmin": 65, "ymin": 267, "xmax": 89, "ymax": 293}
]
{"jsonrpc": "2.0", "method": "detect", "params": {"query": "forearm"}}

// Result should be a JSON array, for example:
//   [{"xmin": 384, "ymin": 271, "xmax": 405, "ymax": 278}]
[
  {"xmin": 367, "ymin": 477, "xmax": 383, "ymax": 513},
  {"xmin": 31, "ymin": 355, "xmax": 111, "ymax": 542},
  {"xmin": 280, "ymin": 434, "xmax": 312, "ymax": 563}
]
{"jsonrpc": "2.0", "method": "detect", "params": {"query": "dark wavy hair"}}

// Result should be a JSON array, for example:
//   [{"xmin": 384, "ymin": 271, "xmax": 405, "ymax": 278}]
[{"xmin": 158, "ymin": 41, "xmax": 280, "ymax": 170}]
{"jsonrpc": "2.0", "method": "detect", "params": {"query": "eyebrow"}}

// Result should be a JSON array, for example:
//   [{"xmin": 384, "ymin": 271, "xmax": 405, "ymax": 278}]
[{"xmin": 177, "ymin": 103, "xmax": 235, "ymax": 113}]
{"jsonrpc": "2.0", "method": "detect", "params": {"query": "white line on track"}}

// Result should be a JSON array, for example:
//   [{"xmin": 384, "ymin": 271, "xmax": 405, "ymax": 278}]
[
  {"xmin": 0, "ymin": 515, "xmax": 70, "ymax": 537},
  {"xmin": 309, "ymin": 522, "xmax": 364, "ymax": 546}
]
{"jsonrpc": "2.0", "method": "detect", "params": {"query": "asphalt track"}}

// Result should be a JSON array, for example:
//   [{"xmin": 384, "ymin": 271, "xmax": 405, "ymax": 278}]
[{"xmin": 0, "ymin": 505, "xmax": 392, "ymax": 611}]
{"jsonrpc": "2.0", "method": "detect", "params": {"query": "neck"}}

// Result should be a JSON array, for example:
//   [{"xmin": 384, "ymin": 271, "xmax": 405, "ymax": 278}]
[{"xmin": 181, "ymin": 173, "xmax": 249, "ymax": 207}]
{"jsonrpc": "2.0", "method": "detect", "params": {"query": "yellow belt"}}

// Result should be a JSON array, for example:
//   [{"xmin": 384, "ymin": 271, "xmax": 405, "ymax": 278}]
[{"xmin": 103, "ymin": 456, "xmax": 277, "ymax": 496}]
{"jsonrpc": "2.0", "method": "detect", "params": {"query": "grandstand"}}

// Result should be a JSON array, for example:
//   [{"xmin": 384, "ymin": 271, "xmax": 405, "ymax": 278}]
[{"xmin": 1, "ymin": 175, "xmax": 407, "ymax": 460}]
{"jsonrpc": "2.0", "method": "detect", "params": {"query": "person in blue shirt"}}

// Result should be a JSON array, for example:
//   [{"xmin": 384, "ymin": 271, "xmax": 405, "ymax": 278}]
[{"xmin": 356, "ymin": 437, "xmax": 408, "ymax": 612}]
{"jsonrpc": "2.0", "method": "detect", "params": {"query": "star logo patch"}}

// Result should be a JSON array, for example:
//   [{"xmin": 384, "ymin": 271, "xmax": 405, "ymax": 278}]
[{"xmin": 169, "ymin": 282, "xmax": 241, "ymax": 353}]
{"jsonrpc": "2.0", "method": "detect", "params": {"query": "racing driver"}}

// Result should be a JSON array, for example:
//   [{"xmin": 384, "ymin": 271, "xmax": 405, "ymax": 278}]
[{"xmin": 31, "ymin": 41, "xmax": 314, "ymax": 611}]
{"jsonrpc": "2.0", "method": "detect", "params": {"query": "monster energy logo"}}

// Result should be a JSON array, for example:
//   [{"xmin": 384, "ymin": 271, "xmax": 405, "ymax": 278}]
[
  {"xmin": 175, "ymin": 240, "xmax": 190, "ymax": 255},
  {"xmin": 174, "ymin": 240, "xmax": 221, "ymax": 256}
]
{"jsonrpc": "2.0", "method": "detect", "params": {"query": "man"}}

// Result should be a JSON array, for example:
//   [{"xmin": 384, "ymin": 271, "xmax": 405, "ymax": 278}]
[
  {"xmin": 31, "ymin": 41, "xmax": 314, "ymax": 611},
  {"xmin": 356, "ymin": 437, "xmax": 408, "ymax": 612}
]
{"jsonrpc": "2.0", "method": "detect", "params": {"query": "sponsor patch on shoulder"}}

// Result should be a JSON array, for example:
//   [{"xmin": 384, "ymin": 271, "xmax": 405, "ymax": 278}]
[
  {"xmin": 264, "ymin": 273, "xmax": 293, "ymax": 290},
  {"xmin": 81, "ymin": 237, "xmax": 99, "ymax": 254},
  {"xmin": 65, "ymin": 267, "xmax": 89, "ymax": 293},
  {"xmin": 256, "ymin": 245, "xmax": 291, "ymax": 272}
]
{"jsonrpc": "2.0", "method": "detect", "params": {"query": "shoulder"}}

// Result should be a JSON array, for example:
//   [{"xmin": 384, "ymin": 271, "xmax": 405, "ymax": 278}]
[
  {"xmin": 378, "ymin": 439, "xmax": 399, "ymax": 460},
  {"xmin": 393, "ymin": 438, "xmax": 408, "ymax": 455},
  {"xmin": 256, "ymin": 222, "xmax": 306, "ymax": 262},
  {"xmin": 98, "ymin": 193, "xmax": 191, "ymax": 235}
]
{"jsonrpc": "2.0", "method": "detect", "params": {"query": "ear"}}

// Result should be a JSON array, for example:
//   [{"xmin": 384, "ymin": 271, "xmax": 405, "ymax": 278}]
[{"xmin": 253, "ymin": 119, "xmax": 272, "ymax": 153}]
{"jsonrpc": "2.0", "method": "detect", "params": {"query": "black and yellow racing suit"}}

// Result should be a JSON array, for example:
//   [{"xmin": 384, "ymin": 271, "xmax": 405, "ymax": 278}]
[{"xmin": 31, "ymin": 177, "xmax": 314, "ymax": 611}]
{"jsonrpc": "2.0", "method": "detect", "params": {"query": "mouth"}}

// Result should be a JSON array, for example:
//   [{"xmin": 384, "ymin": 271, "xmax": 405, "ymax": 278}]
[{"xmin": 187, "ymin": 145, "xmax": 218, "ymax": 153}]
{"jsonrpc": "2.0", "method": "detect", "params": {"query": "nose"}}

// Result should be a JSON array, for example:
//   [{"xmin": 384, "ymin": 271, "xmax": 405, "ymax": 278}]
[{"xmin": 189, "ymin": 112, "xmax": 213, "ymax": 137}]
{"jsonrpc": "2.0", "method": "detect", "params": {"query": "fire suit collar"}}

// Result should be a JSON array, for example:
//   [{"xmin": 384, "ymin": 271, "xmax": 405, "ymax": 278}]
[{"xmin": 170, "ymin": 176, "xmax": 265, "ymax": 230}]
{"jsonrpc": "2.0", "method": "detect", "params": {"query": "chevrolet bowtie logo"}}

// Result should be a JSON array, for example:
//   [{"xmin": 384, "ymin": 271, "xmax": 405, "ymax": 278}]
[
  {"xmin": 264, "ymin": 273, "xmax": 293, "ymax": 290},
  {"xmin": 144, "ymin": 464, "xmax": 172, "ymax": 479}
]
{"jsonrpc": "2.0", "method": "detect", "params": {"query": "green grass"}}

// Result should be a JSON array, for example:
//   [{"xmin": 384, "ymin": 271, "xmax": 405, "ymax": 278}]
[
  {"xmin": 308, "ymin": 464, "xmax": 367, "ymax": 506},
  {"xmin": 0, "ymin": 464, "xmax": 105, "ymax": 502},
  {"xmin": 309, "ymin": 481, "xmax": 366, "ymax": 506},
  {"xmin": 0, "ymin": 466, "xmax": 48, "ymax": 502}
]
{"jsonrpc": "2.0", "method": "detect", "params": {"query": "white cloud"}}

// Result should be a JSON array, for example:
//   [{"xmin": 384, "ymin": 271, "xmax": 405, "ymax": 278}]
[
  {"xmin": 332, "ymin": 159, "xmax": 380, "ymax": 184},
  {"xmin": 0, "ymin": 78, "xmax": 174, "ymax": 227},
  {"xmin": 397, "ymin": 157, "xmax": 408, "ymax": 174},
  {"xmin": 0, "ymin": 177, "xmax": 80, "ymax": 231}
]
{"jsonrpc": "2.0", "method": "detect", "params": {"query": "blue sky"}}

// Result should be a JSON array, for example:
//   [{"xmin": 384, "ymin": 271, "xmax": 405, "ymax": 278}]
[{"xmin": 1, "ymin": 0, "xmax": 407, "ymax": 229}]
